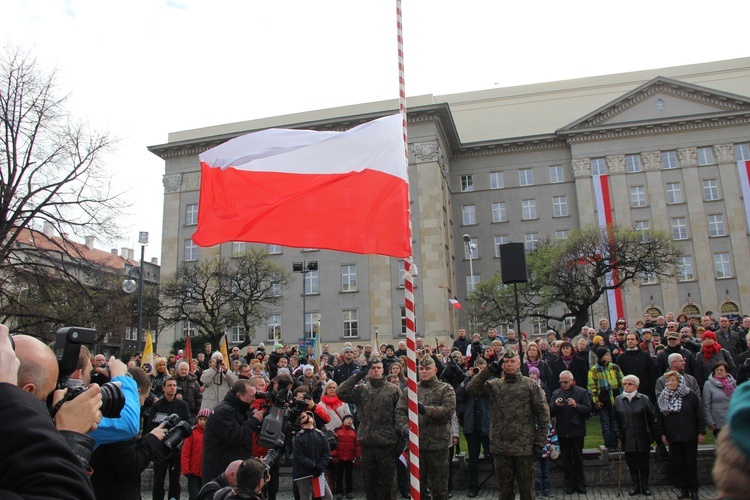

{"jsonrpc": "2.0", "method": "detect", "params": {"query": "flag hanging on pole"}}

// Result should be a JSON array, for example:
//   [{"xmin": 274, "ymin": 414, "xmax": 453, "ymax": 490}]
[
  {"xmin": 220, "ymin": 334, "xmax": 230, "ymax": 362},
  {"xmin": 183, "ymin": 334, "xmax": 193, "ymax": 369},
  {"xmin": 142, "ymin": 331, "xmax": 155, "ymax": 375},
  {"xmin": 192, "ymin": 114, "xmax": 410, "ymax": 258},
  {"xmin": 449, "ymin": 299, "xmax": 463, "ymax": 309}
]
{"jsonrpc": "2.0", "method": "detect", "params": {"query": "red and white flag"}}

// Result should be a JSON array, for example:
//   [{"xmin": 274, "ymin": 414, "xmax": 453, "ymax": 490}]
[
  {"xmin": 592, "ymin": 174, "xmax": 624, "ymax": 327},
  {"xmin": 312, "ymin": 474, "xmax": 327, "ymax": 498},
  {"xmin": 192, "ymin": 114, "xmax": 410, "ymax": 258},
  {"xmin": 738, "ymin": 160, "xmax": 750, "ymax": 229},
  {"xmin": 449, "ymin": 299, "xmax": 462, "ymax": 309}
]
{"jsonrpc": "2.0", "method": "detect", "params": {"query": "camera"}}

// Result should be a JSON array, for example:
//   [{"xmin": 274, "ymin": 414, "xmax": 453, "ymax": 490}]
[
  {"xmin": 257, "ymin": 378, "xmax": 294, "ymax": 449},
  {"xmin": 262, "ymin": 449, "xmax": 279, "ymax": 472},
  {"xmin": 471, "ymin": 341, "xmax": 486, "ymax": 355},
  {"xmin": 51, "ymin": 326, "xmax": 125, "ymax": 419},
  {"xmin": 556, "ymin": 398, "xmax": 566, "ymax": 405},
  {"xmin": 157, "ymin": 413, "xmax": 193, "ymax": 451},
  {"xmin": 471, "ymin": 367, "xmax": 480, "ymax": 375}
]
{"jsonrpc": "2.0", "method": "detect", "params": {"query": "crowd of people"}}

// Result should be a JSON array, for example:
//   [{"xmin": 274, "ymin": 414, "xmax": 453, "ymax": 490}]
[{"xmin": 2, "ymin": 310, "xmax": 750, "ymax": 500}]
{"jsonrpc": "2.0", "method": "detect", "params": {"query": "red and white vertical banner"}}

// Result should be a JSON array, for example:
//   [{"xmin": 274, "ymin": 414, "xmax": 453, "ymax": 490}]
[
  {"xmin": 738, "ymin": 160, "xmax": 750, "ymax": 230},
  {"xmin": 396, "ymin": 1, "xmax": 420, "ymax": 499},
  {"xmin": 592, "ymin": 174, "xmax": 624, "ymax": 327}
]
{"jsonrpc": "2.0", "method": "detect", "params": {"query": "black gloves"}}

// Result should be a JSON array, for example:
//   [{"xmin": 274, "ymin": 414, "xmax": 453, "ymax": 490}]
[
  {"xmin": 487, "ymin": 360, "xmax": 502, "ymax": 376},
  {"xmin": 533, "ymin": 445, "xmax": 544, "ymax": 460},
  {"xmin": 313, "ymin": 465, "xmax": 325, "ymax": 476},
  {"xmin": 417, "ymin": 403, "xmax": 426, "ymax": 415}
]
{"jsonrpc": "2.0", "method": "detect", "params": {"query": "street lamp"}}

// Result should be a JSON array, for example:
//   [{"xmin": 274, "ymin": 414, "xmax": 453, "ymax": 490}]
[
  {"xmin": 122, "ymin": 232, "xmax": 148, "ymax": 354},
  {"xmin": 293, "ymin": 261, "xmax": 318, "ymax": 341},
  {"xmin": 463, "ymin": 234, "xmax": 477, "ymax": 332}
]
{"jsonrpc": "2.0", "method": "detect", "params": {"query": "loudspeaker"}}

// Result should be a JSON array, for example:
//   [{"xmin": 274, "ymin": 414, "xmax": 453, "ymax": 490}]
[{"xmin": 499, "ymin": 242, "xmax": 527, "ymax": 284}]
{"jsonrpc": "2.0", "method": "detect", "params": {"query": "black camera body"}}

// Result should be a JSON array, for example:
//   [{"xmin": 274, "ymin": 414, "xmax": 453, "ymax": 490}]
[
  {"xmin": 556, "ymin": 398, "xmax": 567, "ymax": 405},
  {"xmin": 256, "ymin": 379, "xmax": 297, "ymax": 449},
  {"xmin": 471, "ymin": 341, "xmax": 486, "ymax": 355},
  {"xmin": 160, "ymin": 413, "xmax": 193, "ymax": 451}
]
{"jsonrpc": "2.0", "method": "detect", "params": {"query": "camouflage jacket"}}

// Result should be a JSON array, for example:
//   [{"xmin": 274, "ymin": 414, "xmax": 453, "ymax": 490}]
[
  {"xmin": 395, "ymin": 377, "xmax": 456, "ymax": 451},
  {"xmin": 337, "ymin": 374, "xmax": 400, "ymax": 447},
  {"xmin": 466, "ymin": 369, "xmax": 550, "ymax": 456}
]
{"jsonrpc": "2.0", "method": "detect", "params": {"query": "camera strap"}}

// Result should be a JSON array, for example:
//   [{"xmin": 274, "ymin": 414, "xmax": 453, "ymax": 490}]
[{"xmin": 49, "ymin": 390, "xmax": 78, "ymax": 420}]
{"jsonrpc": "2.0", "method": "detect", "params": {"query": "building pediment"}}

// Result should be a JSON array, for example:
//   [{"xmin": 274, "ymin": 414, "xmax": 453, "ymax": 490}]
[{"xmin": 558, "ymin": 77, "xmax": 750, "ymax": 135}]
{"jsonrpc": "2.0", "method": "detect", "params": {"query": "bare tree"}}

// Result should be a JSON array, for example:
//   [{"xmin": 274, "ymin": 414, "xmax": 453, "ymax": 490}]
[
  {"xmin": 470, "ymin": 225, "xmax": 683, "ymax": 338},
  {"xmin": 160, "ymin": 249, "xmax": 292, "ymax": 349}
]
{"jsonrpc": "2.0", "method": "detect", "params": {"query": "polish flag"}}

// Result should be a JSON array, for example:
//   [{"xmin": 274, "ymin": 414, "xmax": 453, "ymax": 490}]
[
  {"xmin": 312, "ymin": 474, "xmax": 327, "ymax": 498},
  {"xmin": 738, "ymin": 160, "xmax": 750, "ymax": 229},
  {"xmin": 192, "ymin": 114, "xmax": 410, "ymax": 258},
  {"xmin": 449, "ymin": 299, "xmax": 462, "ymax": 309}
]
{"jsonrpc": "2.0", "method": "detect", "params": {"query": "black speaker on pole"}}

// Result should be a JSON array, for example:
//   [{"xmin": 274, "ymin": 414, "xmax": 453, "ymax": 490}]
[{"xmin": 499, "ymin": 243, "xmax": 527, "ymax": 284}]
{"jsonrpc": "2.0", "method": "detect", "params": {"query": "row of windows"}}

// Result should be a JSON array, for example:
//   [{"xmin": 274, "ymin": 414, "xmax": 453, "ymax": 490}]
[
  {"xmin": 669, "ymin": 214, "xmax": 727, "ymax": 240},
  {"xmin": 463, "ymin": 231, "xmax": 571, "ymax": 262},
  {"xmin": 642, "ymin": 252, "xmax": 732, "ymax": 284},
  {"xmin": 458, "ymin": 144, "xmax": 750, "ymax": 193},
  {"xmin": 630, "ymin": 179, "xmax": 722, "ymax": 207},
  {"xmin": 462, "ymin": 196, "xmax": 569, "ymax": 225}
]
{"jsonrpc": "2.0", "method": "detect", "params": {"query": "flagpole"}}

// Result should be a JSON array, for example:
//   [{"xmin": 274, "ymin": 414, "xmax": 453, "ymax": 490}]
[{"xmin": 396, "ymin": 1, "xmax": 421, "ymax": 498}]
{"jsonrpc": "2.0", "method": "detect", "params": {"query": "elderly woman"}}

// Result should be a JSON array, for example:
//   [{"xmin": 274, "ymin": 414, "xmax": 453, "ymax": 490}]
[
  {"xmin": 703, "ymin": 361, "xmax": 736, "ymax": 437},
  {"xmin": 319, "ymin": 380, "xmax": 351, "ymax": 431},
  {"xmin": 200, "ymin": 351, "xmax": 238, "ymax": 410},
  {"xmin": 656, "ymin": 371, "xmax": 706, "ymax": 500},
  {"xmin": 614, "ymin": 374, "xmax": 656, "ymax": 496}
]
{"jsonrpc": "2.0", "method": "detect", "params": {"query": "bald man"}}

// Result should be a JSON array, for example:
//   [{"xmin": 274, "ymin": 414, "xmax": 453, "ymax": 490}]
[
  {"xmin": 197, "ymin": 459, "xmax": 243, "ymax": 500},
  {"xmin": 14, "ymin": 334, "xmax": 59, "ymax": 401}
]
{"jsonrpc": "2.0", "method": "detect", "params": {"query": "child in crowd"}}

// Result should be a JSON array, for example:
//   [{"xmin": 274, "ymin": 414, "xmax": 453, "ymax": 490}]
[
  {"xmin": 535, "ymin": 423, "xmax": 559, "ymax": 498},
  {"xmin": 182, "ymin": 408, "xmax": 211, "ymax": 500},
  {"xmin": 332, "ymin": 415, "xmax": 360, "ymax": 499}
]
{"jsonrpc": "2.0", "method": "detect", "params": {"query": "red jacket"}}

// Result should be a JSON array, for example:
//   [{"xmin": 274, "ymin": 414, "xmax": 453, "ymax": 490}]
[
  {"xmin": 332, "ymin": 425, "xmax": 360, "ymax": 461},
  {"xmin": 181, "ymin": 424, "xmax": 205, "ymax": 476}
]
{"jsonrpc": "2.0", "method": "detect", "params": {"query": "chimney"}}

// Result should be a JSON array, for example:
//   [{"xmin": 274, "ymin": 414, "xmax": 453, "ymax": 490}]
[
  {"xmin": 42, "ymin": 221, "xmax": 55, "ymax": 237},
  {"xmin": 121, "ymin": 247, "xmax": 134, "ymax": 260},
  {"xmin": 85, "ymin": 236, "xmax": 96, "ymax": 249},
  {"xmin": 110, "ymin": 248, "xmax": 119, "ymax": 256},
  {"xmin": 151, "ymin": 257, "xmax": 159, "ymax": 265}
]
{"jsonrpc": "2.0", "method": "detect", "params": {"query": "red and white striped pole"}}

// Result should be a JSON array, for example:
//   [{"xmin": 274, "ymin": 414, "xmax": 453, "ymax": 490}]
[{"xmin": 396, "ymin": 1, "xmax": 420, "ymax": 499}]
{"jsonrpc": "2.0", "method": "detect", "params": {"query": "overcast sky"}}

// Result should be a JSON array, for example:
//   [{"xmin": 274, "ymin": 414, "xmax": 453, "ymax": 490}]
[{"xmin": 5, "ymin": 0, "xmax": 748, "ymax": 263}]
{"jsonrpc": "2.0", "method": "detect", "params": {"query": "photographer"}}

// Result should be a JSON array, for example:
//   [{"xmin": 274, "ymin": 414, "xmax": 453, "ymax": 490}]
[
  {"xmin": 148, "ymin": 377, "xmax": 191, "ymax": 500},
  {"xmin": 202, "ymin": 379, "xmax": 264, "ymax": 485},
  {"xmin": 89, "ymin": 367, "xmax": 169, "ymax": 500},
  {"xmin": 441, "ymin": 350, "xmax": 467, "ymax": 389},
  {"xmin": 292, "ymin": 386, "xmax": 330, "ymax": 430},
  {"xmin": 214, "ymin": 457, "xmax": 269, "ymax": 500},
  {"xmin": 201, "ymin": 352, "xmax": 238, "ymax": 411},
  {"xmin": 0, "ymin": 325, "xmax": 97, "ymax": 500}
]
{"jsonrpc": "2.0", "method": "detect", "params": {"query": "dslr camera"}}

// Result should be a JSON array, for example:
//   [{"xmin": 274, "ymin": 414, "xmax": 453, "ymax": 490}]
[
  {"xmin": 154, "ymin": 413, "xmax": 193, "ymax": 451},
  {"xmin": 52, "ymin": 327, "xmax": 125, "ymax": 419}
]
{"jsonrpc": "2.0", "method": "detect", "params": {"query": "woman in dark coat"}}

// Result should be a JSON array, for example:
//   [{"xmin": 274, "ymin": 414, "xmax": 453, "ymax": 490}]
[
  {"xmin": 549, "ymin": 341, "xmax": 589, "ymax": 394},
  {"xmin": 655, "ymin": 371, "xmax": 706, "ymax": 500},
  {"xmin": 614, "ymin": 374, "xmax": 656, "ymax": 496}
]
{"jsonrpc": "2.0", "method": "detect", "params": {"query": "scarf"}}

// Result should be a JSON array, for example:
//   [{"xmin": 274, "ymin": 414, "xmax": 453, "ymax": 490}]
[
  {"xmin": 657, "ymin": 375, "xmax": 690, "ymax": 414},
  {"xmin": 623, "ymin": 390, "xmax": 638, "ymax": 401},
  {"xmin": 717, "ymin": 375, "xmax": 736, "ymax": 397},
  {"xmin": 559, "ymin": 354, "xmax": 573, "ymax": 368},
  {"xmin": 702, "ymin": 342, "xmax": 722, "ymax": 362},
  {"xmin": 526, "ymin": 359, "xmax": 540, "ymax": 369},
  {"xmin": 321, "ymin": 394, "xmax": 344, "ymax": 411}
]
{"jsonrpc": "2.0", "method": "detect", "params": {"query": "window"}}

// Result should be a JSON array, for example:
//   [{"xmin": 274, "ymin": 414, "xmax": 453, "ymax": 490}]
[
  {"xmin": 634, "ymin": 221, "xmax": 651, "ymax": 242},
  {"xmin": 464, "ymin": 238, "xmax": 479, "ymax": 260},
  {"xmin": 671, "ymin": 217, "xmax": 688, "ymax": 240},
  {"xmin": 460, "ymin": 175, "xmax": 474, "ymax": 192},
  {"xmin": 398, "ymin": 260, "xmax": 405, "ymax": 287},
  {"xmin": 302, "ymin": 247, "xmax": 319, "ymax": 252},
  {"xmin": 556, "ymin": 230, "xmax": 570, "ymax": 240},
  {"xmin": 232, "ymin": 242, "xmax": 246, "ymax": 256},
  {"xmin": 591, "ymin": 158, "xmax": 607, "ymax": 175},
  {"xmin": 268, "ymin": 244, "xmax": 282, "ymax": 254},
  {"xmin": 185, "ymin": 239, "xmax": 198, "ymax": 261},
  {"xmin": 524, "ymin": 233, "xmax": 539, "ymax": 251},
  {"xmin": 492, "ymin": 202, "xmax": 507, "ymax": 223},
  {"xmin": 552, "ymin": 196, "xmax": 568, "ymax": 217},
  {"xmin": 342, "ymin": 310, "xmax": 358, "ymax": 338},
  {"xmin": 549, "ymin": 165, "xmax": 564, "ymax": 183},
  {"xmin": 400, "ymin": 306, "xmax": 417, "ymax": 336},
  {"xmin": 270, "ymin": 274, "xmax": 282, "ymax": 296},
  {"xmin": 662, "ymin": 151, "xmax": 678, "ymax": 169},
  {"xmin": 703, "ymin": 179, "xmax": 719, "ymax": 201},
  {"xmin": 304, "ymin": 312, "xmax": 318, "ymax": 339},
  {"xmin": 735, "ymin": 143, "xmax": 750, "ymax": 161},
  {"xmin": 304, "ymin": 270, "xmax": 319, "ymax": 294},
  {"xmin": 522, "ymin": 199, "xmax": 537, "ymax": 220},
  {"xmin": 519, "ymin": 169, "xmax": 534, "ymax": 186},
  {"xmin": 185, "ymin": 204, "xmax": 198, "ymax": 225},
  {"xmin": 626, "ymin": 155, "xmax": 642, "ymax": 173},
  {"xmin": 531, "ymin": 318, "xmax": 547, "ymax": 336},
  {"xmin": 125, "ymin": 327, "xmax": 137, "ymax": 341},
  {"xmin": 641, "ymin": 272, "xmax": 657, "ymax": 285},
  {"xmin": 341, "ymin": 264, "xmax": 357, "ymax": 292},
  {"xmin": 466, "ymin": 275, "xmax": 480, "ymax": 294},
  {"xmin": 462, "ymin": 205, "xmax": 477, "ymax": 225},
  {"xmin": 631, "ymin": 186, "xmax": 647, "ymax": 207},
  {"xmin": 494, "ymin": 236, "xmax": 509, "ymax": 257},
  {"xmin": 267, "ymin": 315, "xmax": 281, "ymax": 342},
  {"xmin": 697, "ymin": 147, "xmax": 714, "ymax": 165},
  {"xmin": 666, "ymin": 183, "xmax": 682, "ymax": 204},
  {"xmin": 231, "ymin": 325, "xmax": 246, "ymax": 343},
  {"xmin": 708, "ymin": 214, "xmax": 726, "ymax": 237},
  {"xmin": 490, "ymin": 172, "xmax": 504, "ymax": 189},
  {"xmin": 678, "ymin": 256, "xmax": 694, "ymax": 282},
  {"xmin": 182, "ymin": 320, "xmax": 196, "ymax": 339},
  {"xmin": 714, "ymin": 253, "xmax": 731, "ymax": 278}
]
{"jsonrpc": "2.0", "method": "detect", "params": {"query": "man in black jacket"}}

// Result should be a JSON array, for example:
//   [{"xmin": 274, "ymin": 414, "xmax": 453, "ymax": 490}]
[
  {"xmin": 332, "ymin": 347, "xmax": 358, "ymax": 385},
  {"xmin": 616, "ymin": 333, "xmax": 658, "ymax": 401},
  {"xmin": 148, "ymin": 377, "xmax": 191, "ymax": 500},
  {"xmin": 202, "ymin": 380, "xmax": 265, "ymax": 484},
  {"xmin": 199, "ymin": 460, "xmax": 243, "ymax": 500},
  {"xmin": 549, "ymin": 370, "xmax": 592, "ymax": 495}
]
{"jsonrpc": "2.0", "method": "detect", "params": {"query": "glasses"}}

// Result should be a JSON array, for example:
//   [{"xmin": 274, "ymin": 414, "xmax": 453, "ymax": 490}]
[{"xmin": 623, "ymin": 382, "xmax": 636, "ymax": 386}]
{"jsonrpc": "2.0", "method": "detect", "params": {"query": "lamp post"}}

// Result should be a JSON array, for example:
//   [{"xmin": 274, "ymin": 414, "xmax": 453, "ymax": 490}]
[
  {"xmin": 292, "ymin": 261, "xmax": 318, "ymax": 341},
  {"xmin": 122, "ymin": 232, "xmax": 148, "ymax": 354},
  {"xmin": 463, "ymin": 234, "xmax": 477, "ymax": 333}
]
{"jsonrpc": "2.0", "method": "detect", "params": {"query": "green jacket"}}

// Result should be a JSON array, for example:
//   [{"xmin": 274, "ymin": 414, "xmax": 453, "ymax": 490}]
[
  {"xmin": 337, "ymin": 374, "xmax": 401, "ymax": 447},
  {"xmin": 396, "ymin": 377, "xmax": 456, "ymax": 451}
]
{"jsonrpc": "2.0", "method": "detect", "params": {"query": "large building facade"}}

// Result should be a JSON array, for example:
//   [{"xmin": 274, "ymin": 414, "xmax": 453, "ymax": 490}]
[{"xmin": 149, "ymin": 58, "xmax": 750, "ymax": 354}]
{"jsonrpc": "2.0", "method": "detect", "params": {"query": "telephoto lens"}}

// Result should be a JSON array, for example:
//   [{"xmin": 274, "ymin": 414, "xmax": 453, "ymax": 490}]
[{"xmin": 99, "ymin": 382, "xmax": 126, "ymax": 418}]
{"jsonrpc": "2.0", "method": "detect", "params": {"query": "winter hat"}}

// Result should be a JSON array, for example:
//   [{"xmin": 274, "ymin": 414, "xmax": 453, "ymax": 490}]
[
  {"xmin": 528, "ymin": 366, "xmax": 540, "ymax": 378},
  {"xmin": 702, "ymin": 331, "xmax": 718, "ymax": 342},
  {"xmin": 302, "ymin": 364, "xmax": 314, "ymax": 374},
  {"xmin": 274, "ymin": 343, "xmax": 284, "ymax": 351},
  {"xmin": 727, "ymin": 382, "xmax": 750, "ymax": 460},
  {"xmin": 592, "ymin": 335, "xmax": 604, "ymax": 345},
  {"xmin": 595, "ymin": 347, "xmax": 610, "ymax": 361},
  {"xmin": 197, "ymin": 408, "xmax": 212, "ymax": 419}
]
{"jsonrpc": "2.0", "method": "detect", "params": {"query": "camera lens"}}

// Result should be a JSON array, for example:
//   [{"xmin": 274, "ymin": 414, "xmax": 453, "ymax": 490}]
[{"xmin": 99, "ymin": 382, "xmax": 126, "ymax": 419}]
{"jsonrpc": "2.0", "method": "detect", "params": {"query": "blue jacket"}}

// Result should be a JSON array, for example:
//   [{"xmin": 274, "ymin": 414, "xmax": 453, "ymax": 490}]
[{"xmin": 89, "ymin": 375, "xmax": 140, "ymax": 448}]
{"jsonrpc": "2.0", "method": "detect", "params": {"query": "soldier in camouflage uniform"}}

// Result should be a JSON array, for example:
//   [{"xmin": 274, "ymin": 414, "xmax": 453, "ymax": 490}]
[
  {"xmin": 337, "ymin": 356, "xmax": 401, "ymax": 500},
  {"xmin": 467, "ymin": 349, "xmax": 550, "ymax": 500},
  {"xmin": 395, "ymin": 355, "xmax": 456, "ymax": 500}
]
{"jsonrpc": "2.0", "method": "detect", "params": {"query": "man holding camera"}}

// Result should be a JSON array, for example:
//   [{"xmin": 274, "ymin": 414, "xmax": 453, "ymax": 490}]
[
  {"xmin": 148, "ymin": 376, "xmax": 191, "ymax": 500},
  {"xmin": 202, "ymin": 379, "xmax": 265, "ymax": 485},
  {"xmin": 201, "ymin": 352, "xmax": 238, "ymax": 410},
  {"xmin": 466, "ymin": 349, "xmax": 549, "ymax": 500},
  {"xmin": 549, "ymin": 370, "xmax": 592, "ymax": 495}
]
